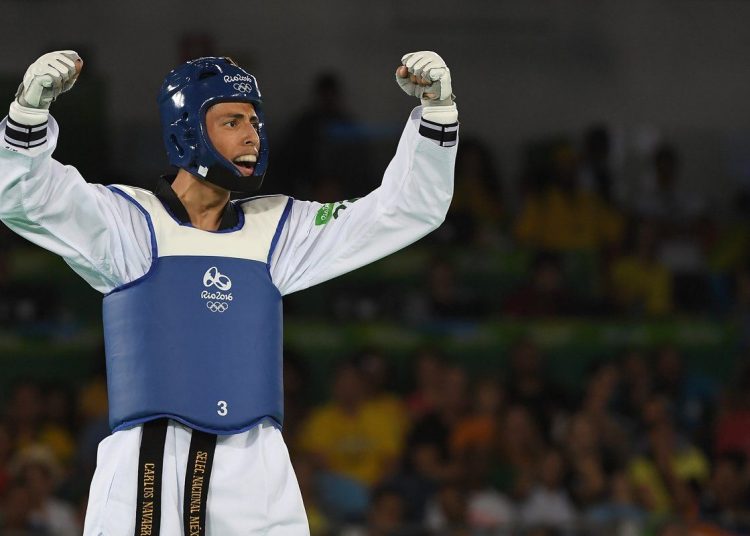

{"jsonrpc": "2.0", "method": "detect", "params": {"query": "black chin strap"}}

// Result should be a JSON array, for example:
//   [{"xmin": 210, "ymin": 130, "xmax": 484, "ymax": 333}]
[{"xmin": 201, "ymin": 162, "xmax": 265, "ymax": 197}]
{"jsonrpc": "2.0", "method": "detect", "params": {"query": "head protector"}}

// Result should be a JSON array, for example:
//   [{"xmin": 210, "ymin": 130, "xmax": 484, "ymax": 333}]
[{"xmin": 157, "ymin": 57, "xmax": 269, "ymax": 193}]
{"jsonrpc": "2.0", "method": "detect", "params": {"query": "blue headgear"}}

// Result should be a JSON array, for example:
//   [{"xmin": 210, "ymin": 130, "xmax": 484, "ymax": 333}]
[{"xmin": 157, "ymin": 57, "xmax": 269, "ymax": 193}]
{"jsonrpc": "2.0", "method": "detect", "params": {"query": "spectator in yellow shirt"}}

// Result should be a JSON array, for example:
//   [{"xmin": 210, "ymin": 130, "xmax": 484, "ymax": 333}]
[
  {"xmin": 515, "ymin": 143, "xmax": 624, "ymax": 251},
  {"xmin": 299, "ymin": 362, "xmax": 402, "ymax": 487},
  {"xmin": 629, "ymin": 398, "xmax": 709, "ymax": 515},
  {"xmin": 610, "ymin": 221, "xmax": 673, "ymax": 315}
]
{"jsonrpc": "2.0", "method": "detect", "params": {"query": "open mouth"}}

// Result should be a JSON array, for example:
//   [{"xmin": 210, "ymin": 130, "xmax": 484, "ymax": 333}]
[{"xmin": 232, "ymin": 155, "xmax": 256, "ymax": 176}]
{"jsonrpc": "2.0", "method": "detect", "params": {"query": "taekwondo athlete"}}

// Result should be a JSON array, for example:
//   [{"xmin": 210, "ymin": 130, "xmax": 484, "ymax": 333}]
[{"xmin": 0, "ymin": 50, "xmax": 458, "ymax": 535}]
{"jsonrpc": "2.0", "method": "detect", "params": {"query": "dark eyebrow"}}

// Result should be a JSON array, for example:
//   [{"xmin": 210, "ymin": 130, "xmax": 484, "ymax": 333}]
[{"xmin": 220, "ymin": 113, "xmax": 259, "ymax": 122}]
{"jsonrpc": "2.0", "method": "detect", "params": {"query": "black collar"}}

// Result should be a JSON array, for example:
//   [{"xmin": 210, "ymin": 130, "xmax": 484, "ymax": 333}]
[{"xmin": 154, "ymin": 176, "xmax": 239, "ymax": 230}]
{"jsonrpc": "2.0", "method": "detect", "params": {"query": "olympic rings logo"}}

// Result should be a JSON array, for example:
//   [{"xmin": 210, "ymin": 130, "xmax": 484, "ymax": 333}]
[
  {"xmin": 233, "ymin": 82, "xmax": 253, "ymax": 94},
  {"xmin": 206, "ymin": 301, "xmax": 229, "ymax": 313}
]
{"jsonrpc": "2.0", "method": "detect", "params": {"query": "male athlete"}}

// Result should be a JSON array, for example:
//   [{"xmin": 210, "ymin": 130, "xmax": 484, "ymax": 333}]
[{"xmin": 0, "ymin": 50, "xmax": 458, "ymax": 535}]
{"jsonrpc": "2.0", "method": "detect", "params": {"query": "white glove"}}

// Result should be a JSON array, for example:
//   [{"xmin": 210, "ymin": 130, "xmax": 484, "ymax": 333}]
[
  {"xmin": 9, "ymin": 50, "xmax": 81, "ymax": 125},
  {"xmin": 396, "ymin": 51, "xmax": 457, "ymax": 125}
]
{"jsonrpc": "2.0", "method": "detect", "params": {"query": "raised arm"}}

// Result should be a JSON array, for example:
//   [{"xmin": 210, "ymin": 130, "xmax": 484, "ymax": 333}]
[
  {"xmin": 270, "ymin": 51, "xmax": 458, "ymax": 295},
  {"xmin": 1, "ymin": 51, "xmax": 151, "ymax": 293}
]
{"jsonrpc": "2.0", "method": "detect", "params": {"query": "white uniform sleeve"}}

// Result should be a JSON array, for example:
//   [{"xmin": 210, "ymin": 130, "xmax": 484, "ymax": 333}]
[
  {"xmin": 0, "ymin": 116, "xmax": 152, "ymax": 293},
  {"xmin": 269, "ymin": 107, "xmax": 456, "ymax": 295}
]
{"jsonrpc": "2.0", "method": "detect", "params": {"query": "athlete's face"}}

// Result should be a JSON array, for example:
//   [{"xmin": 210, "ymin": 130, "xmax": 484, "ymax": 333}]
[{"xmin": 205, "ymin": 102, "xmax": 260, "ymax": 177}]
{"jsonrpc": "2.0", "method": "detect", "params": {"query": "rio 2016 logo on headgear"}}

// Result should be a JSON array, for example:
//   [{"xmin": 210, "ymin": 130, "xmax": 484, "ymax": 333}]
[
  {"xmin": 224, "ymin": 74, "xmax": 254, "ymax": 83},
  {"xmin": 224, "ymin": 74, "xmax": 254, "ymax": 94},
  {"xmin": 202, "ymin": 267, "xmax": 233, "ymax": 313}
]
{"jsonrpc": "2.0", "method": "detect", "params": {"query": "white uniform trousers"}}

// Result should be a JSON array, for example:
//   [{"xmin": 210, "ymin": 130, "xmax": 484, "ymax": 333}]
[{"xmin": 82, "ymin": 418, "xmax": 309, "ymax": 535}]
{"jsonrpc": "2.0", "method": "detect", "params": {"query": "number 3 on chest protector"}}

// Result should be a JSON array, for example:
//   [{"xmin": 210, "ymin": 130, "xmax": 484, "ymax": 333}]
[{"xmin": 217, "ymin": 400, "xmax": 228, "ymax": 416}]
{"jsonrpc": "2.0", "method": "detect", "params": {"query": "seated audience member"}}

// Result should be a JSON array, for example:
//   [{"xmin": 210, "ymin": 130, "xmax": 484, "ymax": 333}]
[
  {"xmin": 504, "ymin": 339, "xmax": 570, "ymax": 437},
  {"xmin": 518, "ymin": 448, "xmax": 577, "ymax": 531},
  {"xmin": 411, "ymin": 257, "xmax": 482, "ymax": 321},
  {"xmin": 653, "ymin": 345, "xmax": 717, "ymax": 446},
  {"xmin": 609, "ymin": 220, "xmax": 673, "ymax": 316},
  {"xmin": 38, "ymin": 386, "xmax": 76, "ymax": 466},
  {"xmin": 5, "ymin": 382, "xmax": 45, "ymax": 450},
  {"xmin": 298, "ymin": 362, "xmax": 403, "ymax": 488},
  {"xmin": 271, "ymin": 71, "xmax": 372, "ymax": 201},
  {"xmin": 292, "ymin": 453, "xmax": 331, "ymax": 536},
  {"xmin": 634, "ymin": 144, "xmax": 714, "ymax": 309},
  {"xmin": 492, "ymin": 405, "xmax": 546, "ymax": 499},
  {"xmin": 424, "ymin": 481, "xmax": 471, "ymax": 535},
  {"xmin": 450, "ymin": 376, "xmax": 505, "ymax": 456},
  {"xmin": 515, "ymin": 142, "xmax": 624, "ymax": 252},
  {"xmin": 714, "ymin": 363, "xmax": 750, "ymax": 461},
  {"xmin": 629, "ymin": 402, "xmax": 710, "ymax": 516},
  {"xmin": 461, "ymin": 447, "xmax": 517, "ymax": 531},
  {"xmin": 281, "ymin": 350, "xmax": 313, "ymax": 450},
  {"xmin": 633, "ymin": 143, "xmax": 707, "ymax": 231},
  {"xmin": 699, "ymin": 451, "xmax": 750, "ymax": 534},
  {"xmin": 578, "ymin": 362, "xmax": 629, "ymax": 468},
  {"xmin": 72, "ymin": 375, "xmax": 110, "ymax": 486},
  {"xmin": 384, "ymin": 439, "xmax": 442, "ymax": 526},
  {"xmin": 503, "ymin": 251, "xmax": 579, "ymax": 317},
  {"xmin": 443, "ymin": 138, "xmax": 505, "ymax": 246},
  {"xmin": 356, "ymin": 348, "xmax": 409, "ymax": 442},
  {"xmin": 0, "ymin": 481, "xmax": 35, "ymax": 535},
  {"xmin": 406, "ymin": 365, "xmax": 468, "ymax": 483},
  {"xmin": 564, "ymin": 413, "xmax": 618, "ymax": 507},
  {"xmin": 341, "ymin": 485, "xmax": 415, "ymax": 536},
  {"xmin": 9, "ymin": 444, "xmax": 80, "ymax": 536},
  {"xmin": 613, "ymin": 349, "xmax": 654, "ymax": 428},
  {"xmin": 580, "ymin": 468, "xmax": 648, "ymax": 534},
  {"xmin": 405, "ymin": 348, "xmax": 447, "ymax": 421},
  {"xmin": 578, "ymin": 124, "xmax": 618, "ymax": 205},
  {"xmin": 388, "ymin": 365, "xmax": 468, "ymax": 522}
]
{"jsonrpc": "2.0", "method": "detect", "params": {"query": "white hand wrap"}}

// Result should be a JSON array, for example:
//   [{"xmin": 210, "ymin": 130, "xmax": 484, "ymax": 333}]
[
  {"xmin": 8, "ymin": 100, "xmax": 50, "ymax": 126},
  {"xmin": 396, "ymin": 51, "xmax": 457, "ymax": 125},
  {"xmin": 9, "ymin": 51, "xmax": 81, "ymax": 125}
]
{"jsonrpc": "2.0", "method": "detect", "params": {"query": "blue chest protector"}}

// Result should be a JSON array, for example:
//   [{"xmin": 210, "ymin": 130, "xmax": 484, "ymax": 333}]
[{"xmin": 103, "ymin": 186, "xmax": 292, "ymax": 434}]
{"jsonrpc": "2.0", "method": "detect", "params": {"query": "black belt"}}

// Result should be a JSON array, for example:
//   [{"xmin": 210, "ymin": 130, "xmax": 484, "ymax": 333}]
[
  {"xmin": 183, "ymin": 430, "xmax": 217, "ymax": 536},
  {"xmin": 133, "ymin": 420, "xmax": 217, "ymax": 536},
  {"xmin": 134, "ymin": 420, "xmax": 168, "ymax": 536}
]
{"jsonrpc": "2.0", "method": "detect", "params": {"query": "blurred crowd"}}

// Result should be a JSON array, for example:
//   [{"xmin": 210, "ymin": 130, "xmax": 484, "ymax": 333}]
[
  {"xmin": 265, "ymin": 72, "xmax": 750, "ymax": 327},
  {"xmin": 0, "ymin": 375, "xmax": 109, "ymax": 535},
  {"xmin": 1, "ymin": 342, "xmax": 750, "ymax": 535},
  {"xmin": 1, "ymin": 71, "xmax": 750, "ymax": 535},
  {"xmin": 286, "ymin": 343, "xmax": 750, "ymax": 535},
  {"xmin": 429, "ymin": 128, "xmax": 746, "ymax": 322}
]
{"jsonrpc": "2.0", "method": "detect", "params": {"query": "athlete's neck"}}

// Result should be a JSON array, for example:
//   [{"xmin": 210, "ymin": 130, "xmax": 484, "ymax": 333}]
[{"xmin": 171, "ymin": 170, "xmax": 230, "ymax": 231}]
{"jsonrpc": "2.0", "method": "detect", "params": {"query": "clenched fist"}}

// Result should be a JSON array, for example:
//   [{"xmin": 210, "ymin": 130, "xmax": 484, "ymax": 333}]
[
  {"xmin": 10, "ymin": 50, "xmax": 82, "ymax": 125},
  {"xmin": 16, "ymin": 50, "xmax": 82, "ymax": 109},
  {"xmin": 396, "ymin": 51, "xmax": 456, "ymax": 125}
]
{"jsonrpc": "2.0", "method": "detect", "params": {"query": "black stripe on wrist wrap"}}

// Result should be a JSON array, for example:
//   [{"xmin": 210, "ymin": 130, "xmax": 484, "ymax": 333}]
[
  {"xmin": 5, "ymin": 116, "xmax": 48, "ymax": 149},
  {"xmin": 419, "ymin": 117, "xmax": 458, "ymax": 147}
]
